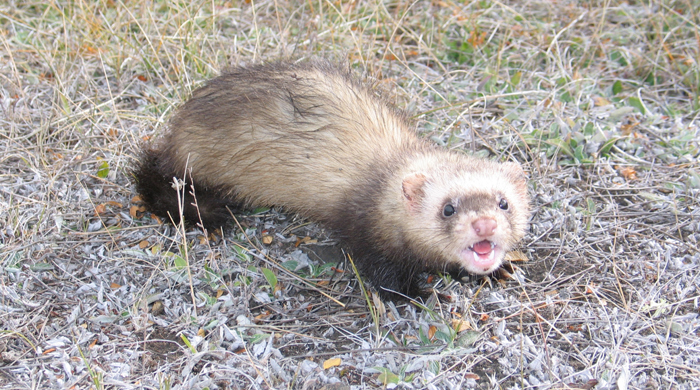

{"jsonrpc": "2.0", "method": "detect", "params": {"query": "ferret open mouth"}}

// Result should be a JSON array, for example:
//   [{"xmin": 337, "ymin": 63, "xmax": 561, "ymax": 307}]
[{"xmin": 466, "ymin": 240, "xmax": 497, "ymax": 271}]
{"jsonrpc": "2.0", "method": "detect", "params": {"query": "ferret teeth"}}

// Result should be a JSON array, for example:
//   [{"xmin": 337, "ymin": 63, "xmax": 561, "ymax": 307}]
[{"xmin": 471, "ymin": 247, "xmax": 496, "ymax": 266}]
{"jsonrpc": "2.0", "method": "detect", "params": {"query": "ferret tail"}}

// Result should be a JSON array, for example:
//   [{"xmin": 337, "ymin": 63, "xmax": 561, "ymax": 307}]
[{"xmin": 132, "ymin": 148, "xmax": 237, "ymax": 229}]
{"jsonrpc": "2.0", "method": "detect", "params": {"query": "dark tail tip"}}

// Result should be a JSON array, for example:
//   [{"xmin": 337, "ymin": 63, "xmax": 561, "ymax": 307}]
[{"xmin": 132, "ymin": 148, "xmax": 238, "ymax": 229}]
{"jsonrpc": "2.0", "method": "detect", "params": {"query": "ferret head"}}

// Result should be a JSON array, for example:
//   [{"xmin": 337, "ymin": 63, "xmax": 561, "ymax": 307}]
[{"xmin": 401, "ymin": 157, "xmax": 530, "ymax": 276}]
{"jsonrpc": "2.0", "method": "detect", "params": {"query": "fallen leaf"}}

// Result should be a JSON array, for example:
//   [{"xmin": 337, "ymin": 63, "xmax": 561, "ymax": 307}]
[
  {"xmin": 620, "ymin": 121, "xmax": 639, "ymax": 135},
  {"xmin": 94, "ymin": 203, "xmax": 107, "ymax": 216},
  {"xmin": 294, "ymin": 236, "xmax": 317, "ymax": 247},
  {"xmin": 130, "ymin": 205, "xmax": 146, "ymax": 218},
  {"xmin": 452, "ymin": 319, "xmax": 472, "ymax": 332},
  {"xmin": 80, "ymin": 44, "xmax": 99, "ymax": 55},
  {"xmin": 619, "ymin": 167, "xmax": 637, "ymax": 180},
  {"xmin": 468, "ymin": 30, "xmax": 486, "ymax": 47},
  {"xmin": 254, "ymin": 311, "xmax": 271, "ymax": 321},
  {"xmin": 139, "ymin": 240, "xmax": 149, "ymax": 249},
  {"xmin": 323, "ymin": 357, "xmax": 341, "ymax": 369},
  {"xmin": 428, "ymin": 325, "xmax": 437, "ymax": 340}
]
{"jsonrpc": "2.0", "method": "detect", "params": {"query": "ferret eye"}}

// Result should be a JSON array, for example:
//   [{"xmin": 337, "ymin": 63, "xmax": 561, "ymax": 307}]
[
  {"xmin": 498, "ymin": 198, "xmax": 509, "ymax": 210},
  {"xmin": 443, "ymin": 204, "xmax": 456, "ymax": 217}
]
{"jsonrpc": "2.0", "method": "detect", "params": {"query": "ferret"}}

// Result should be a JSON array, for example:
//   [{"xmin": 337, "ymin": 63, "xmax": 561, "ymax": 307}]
[{"xmin": 133, "ymin": 60, "xmax": 530, "ymax": 299}]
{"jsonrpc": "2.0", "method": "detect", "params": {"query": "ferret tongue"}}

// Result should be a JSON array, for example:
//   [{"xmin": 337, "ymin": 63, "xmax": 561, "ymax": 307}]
[
  {"xmin": 473, "ymin": 240, "xmax": 493, "ymax": 255},
  {"xmin": 470, "ymin": 240, "xmax": 496, "ymax": 270},
  {"xmin": 461, "ymin": 240, "xmax": 498, "ymax": 273}
]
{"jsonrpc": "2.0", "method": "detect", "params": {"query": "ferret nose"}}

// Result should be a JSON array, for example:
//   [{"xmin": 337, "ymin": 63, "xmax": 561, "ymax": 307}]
[{"xmin": 472, "ymin": 218, "xmax": 497, "ymax": 237}]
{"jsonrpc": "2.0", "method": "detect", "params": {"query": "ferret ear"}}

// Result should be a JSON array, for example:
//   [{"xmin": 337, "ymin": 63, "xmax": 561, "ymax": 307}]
[
  {"xmin": 402, "ymin": 172, "xmax": 427, "ymax": 213},
  {"xmin": 503, "ymin": 162, "xmax": 526, "ymax": 179}
]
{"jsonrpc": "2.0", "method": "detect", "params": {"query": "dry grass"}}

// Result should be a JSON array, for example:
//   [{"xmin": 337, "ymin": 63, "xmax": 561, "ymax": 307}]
[{"xmin": 1, "ymin": 0, "xmax": 699, "ymax": 389}]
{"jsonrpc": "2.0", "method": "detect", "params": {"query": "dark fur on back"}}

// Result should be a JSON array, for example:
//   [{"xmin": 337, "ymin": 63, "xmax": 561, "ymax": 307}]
[{"xmin": 133, "ymin": 148, "xmax": 240, "ymax": 228}]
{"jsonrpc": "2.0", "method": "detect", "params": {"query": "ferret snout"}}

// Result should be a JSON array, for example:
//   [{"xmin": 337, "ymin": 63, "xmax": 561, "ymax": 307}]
[{"xmin": 472, "ymin": 218, "xmax": 497, "ymax": 237}]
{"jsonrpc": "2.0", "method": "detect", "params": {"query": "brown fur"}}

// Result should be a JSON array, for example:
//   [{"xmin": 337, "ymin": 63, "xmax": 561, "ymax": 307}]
[{"xmin": 133, "ymin": 60, "xmax": 530, "ymax": 299}]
